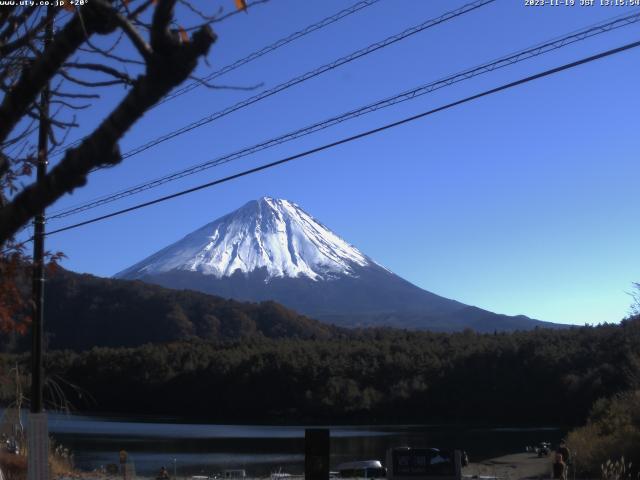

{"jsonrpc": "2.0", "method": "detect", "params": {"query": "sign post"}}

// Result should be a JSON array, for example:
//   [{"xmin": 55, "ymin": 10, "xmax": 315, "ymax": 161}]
[{"xmin": 305, "ymin": 428, "xmax": 330, "ymax": 480}]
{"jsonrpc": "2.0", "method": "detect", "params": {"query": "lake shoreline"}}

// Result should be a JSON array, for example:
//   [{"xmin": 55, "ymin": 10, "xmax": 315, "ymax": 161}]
[
  {"xmin": 33, "ymin": 408, "xmax": 567, "ymax": 433},
  {"xmin": 50, "ymin": 410, "xmax": 567, "ymax": 430},
  {"xmin": 464, "ymin": 452, "xmax": 553, "ymax": 480},
  {"xmin": 15, "ymin": 411, "xmax": 563, "ymax": 476},
  {"xmin": 57, "ymin": 452, "xmax": 555, "ymax": 480}
]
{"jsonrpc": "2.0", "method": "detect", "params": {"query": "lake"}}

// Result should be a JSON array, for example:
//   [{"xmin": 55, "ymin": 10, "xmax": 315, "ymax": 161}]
[{"xmin": 38, "ymin": 413, "xmax": 564, "ymax": 476}]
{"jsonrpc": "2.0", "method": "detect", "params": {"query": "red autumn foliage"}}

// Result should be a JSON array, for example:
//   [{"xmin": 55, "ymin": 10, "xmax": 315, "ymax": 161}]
[
  {"xmin": 0, "ymin": 451, "xmax": 27, "ymax": 480},
  {"xmin": 0, "ymin": 244, "xmax": 64, "ymax": 335},
  {"xmin": 0, "ymin": 245, "xmax": 31, "ymax": 335}
]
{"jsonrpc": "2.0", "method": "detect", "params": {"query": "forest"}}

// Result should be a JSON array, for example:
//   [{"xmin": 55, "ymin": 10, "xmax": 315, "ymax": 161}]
[
  {"xmin": 0, "ymin": 269, "xmax": 338, "ymax": 351},
  {"xmin": 1, "ymin": 316, "xmax": 638, "ymax": 426}
]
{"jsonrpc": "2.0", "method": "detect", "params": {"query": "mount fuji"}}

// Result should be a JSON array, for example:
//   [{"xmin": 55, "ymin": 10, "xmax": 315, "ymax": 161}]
[{"xmin": 116, "ymin": 197, "xmax": 553, "ymax": 332}]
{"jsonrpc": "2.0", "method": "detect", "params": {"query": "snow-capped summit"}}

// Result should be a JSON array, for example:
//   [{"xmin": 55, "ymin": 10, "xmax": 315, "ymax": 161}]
[
  {"xmin": 116, "ymin": 197, "xmax": 552, "ymax": 332},
  {"xmin": 116, "ymin": 197, "xmax": 372, "ymax": 281}
]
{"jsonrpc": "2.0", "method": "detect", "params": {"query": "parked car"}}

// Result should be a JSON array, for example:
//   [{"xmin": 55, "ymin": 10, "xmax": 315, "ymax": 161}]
[
  {"xmin": 336, "ymin": 460, "xmax": 386, "ymax": 478},
  {"xmin": 536, "ymin": 442, "xmax": 551, "ymax": 457}
]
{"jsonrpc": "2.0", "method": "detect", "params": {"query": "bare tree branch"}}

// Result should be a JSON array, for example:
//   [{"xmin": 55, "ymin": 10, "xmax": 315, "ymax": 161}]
[
  {"xmin": 52, "ymin": 90, "xmax": 100, "ymax": 99},
  {"xmin": 65, "ymin": 62, "xmax": 134, "ymax": 82},
  {"xmin": 60, "ymin": 67, "xmax": 133, "ymax": 87},
  {"xmin": 1, "ymin": 117, "xmax": 38, "ymax": 149},
  {"xmin": 112, "ymin": 11, "xmax": 152, "ymax": 61},
  {"xmin": 0, "ymin": 6, "xmax": 18, "ymax": 30},
  {"xmin": 50, "ymin": 99, "xmax": 91, "ymax": 110},
  {"xmin": 185, "ymin": 0, "xmax": 270, "ymax": 32},
  {"xmin": 0, "ymin": 9, "xmax": 58, "ymax": 57},
  {"xmin": 78, "ymin": 44, "xmax": 145, "ymax": 65},
  {"xmin": 0, "ymin": 1, "xmax": 118, "ymax": 143},
  {"xmin": 0, "ymin": 2, "xmax": 216, "ymax": 243},
  {"xmin": 128, "ymin": 0, "xmax": 155, "ymax": 20},
  {"xmin": 0, "ymin": 6, "xmax": 36, "ymax": 43},
  {"xmin": 178, "ymin": 0, "xmax": 219, "ymax": 23},
  {"xmin": 187, "ymin": 74, "xmax": 263, "ymax": 92}
]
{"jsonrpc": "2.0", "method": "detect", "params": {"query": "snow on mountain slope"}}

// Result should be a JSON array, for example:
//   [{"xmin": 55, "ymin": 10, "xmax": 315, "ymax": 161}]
[
  {"xmin": 116, "ymin": 197, "xmax": 372, "ymax": 281},
  {"xmin": 114, "ymin": 197, "xmax": 554, "ymax": 332}
]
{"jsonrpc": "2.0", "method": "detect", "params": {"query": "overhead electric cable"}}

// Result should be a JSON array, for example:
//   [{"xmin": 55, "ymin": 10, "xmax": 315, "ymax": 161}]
[
  {"xmin": 161, "ymin": 0, "xmax": 383, "ymax": 105},
  {"xmin": 50, "ymin": 0, "xmax": 495, "ymax": 163},
  {"xmin": 47, "ymin": 10, "xmax": 640, "ymax": 221},
  {"xmin": 49, "ymin": 0, "xmax": 383, "ymax": 156},
  {"xmin": 44, "ymin": 37, "xmax": 640, "ymax": 237}
]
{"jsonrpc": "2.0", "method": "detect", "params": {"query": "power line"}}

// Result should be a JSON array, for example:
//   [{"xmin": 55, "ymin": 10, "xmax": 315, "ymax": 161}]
[
  {"xmin": 122, "ymin": 0, "xmax": 495, "ymax": 159},
  {"xmin": 49, "ymin": 0, "xmax": 383, "ymax": 156},
  {"xmin": 47, "ymin": 10, "xmax": 640, "ymax": 221},
  {"xmin": 51, "ymin": 0, "xmax": 496, "ymax": 165},
  {"xmin": 48, "ymin": 0, "xmax": 497, "ymax": 217},
  {"xmin": 161, "ymin": 0, "xmax": 383, "ymax": 105},
  {"xmin": 44, "ymin": 37, "xmax": 640, "ymax": 237}
]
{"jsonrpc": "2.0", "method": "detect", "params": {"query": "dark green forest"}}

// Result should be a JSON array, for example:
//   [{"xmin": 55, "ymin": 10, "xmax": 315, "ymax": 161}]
[
  {"xmin": 2, "ymin": 317, "xmax": 638, "ymax": 426},
  {"xmin": 0, "ymin": 269, "xmax": 337, "ymax": 351}
]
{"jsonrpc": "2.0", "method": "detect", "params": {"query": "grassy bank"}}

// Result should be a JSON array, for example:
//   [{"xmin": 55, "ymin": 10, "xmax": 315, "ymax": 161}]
[{"xmin": 568, "ymin": 390, "xmax": 640, "ymax": 479}]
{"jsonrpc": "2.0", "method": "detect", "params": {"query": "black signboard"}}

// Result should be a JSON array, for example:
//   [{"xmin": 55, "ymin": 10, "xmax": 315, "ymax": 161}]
[{"xmin": 305, "ymin": 428, "xmax": 330, "ymax": 480}]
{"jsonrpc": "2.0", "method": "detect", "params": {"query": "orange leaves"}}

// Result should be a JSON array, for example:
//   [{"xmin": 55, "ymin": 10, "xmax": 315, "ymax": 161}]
[
  {"xmin": 178, "ymin": 26, "xmax": 189, "ymax": 43},
  {"xmin": 0, "ymin": 252, "xmax": 30, "ymax": 335},
  {"xmin": 0, "ymin": 248, "xmax": 65, "ymax": 335},
  {"xmin": 235, "ymin": 0, "xmax": 248, "ymax": 12}
]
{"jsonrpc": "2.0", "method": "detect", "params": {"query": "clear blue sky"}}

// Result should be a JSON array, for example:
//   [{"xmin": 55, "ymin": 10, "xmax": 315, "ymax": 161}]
[{"xmin": 39, "ymin": 0, "xmax": 640, "ymax": 325}]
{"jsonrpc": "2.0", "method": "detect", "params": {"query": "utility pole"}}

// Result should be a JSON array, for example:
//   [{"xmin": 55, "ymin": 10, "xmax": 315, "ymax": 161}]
[
  {"xmin": 305, "ymin": 429, "xmax": 330, "ymax": 480},
  {"xmin": 28, "ymin": 8, "xmax": 53, "ymax": 480}
]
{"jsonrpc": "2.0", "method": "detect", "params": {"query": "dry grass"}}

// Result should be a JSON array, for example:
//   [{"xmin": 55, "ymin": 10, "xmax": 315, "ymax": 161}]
[
  {"xmin": 601, "ymin": 457, "xmax": 639, "ymax": 480},
  {"xmin": 0, "ymin": 442, "xmax": 75, "ymax": 480},
  {"xmin": 567, "ymin": 391, "xmax": 640, "ymax": 478},
  {"xmin": 0, "ymin": 451, "xmax": 27, "ymax": 480}
]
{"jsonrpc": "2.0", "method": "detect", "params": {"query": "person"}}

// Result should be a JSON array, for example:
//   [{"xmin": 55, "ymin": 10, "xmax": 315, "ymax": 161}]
[
  {"xmin": 557, "ymin": 440, "xmax": 571, "ymax": 464},
  {"xmin": 553, "ymin": 452, "xmax": 565, "ymax": 480},
  {"xmin": 461, "ymin": 451, "xmax": 469, "ymax": 467},
  {"xmin": 119, "ymin": 449, "xmax": 129, "ymax": 480},
  {"xmin": 556, "ymin": 440, "xmax": 571, "ymax": 480},
  {"xmin": 157, "ymin": 466, "xmax": 170, "ymax": 480}
]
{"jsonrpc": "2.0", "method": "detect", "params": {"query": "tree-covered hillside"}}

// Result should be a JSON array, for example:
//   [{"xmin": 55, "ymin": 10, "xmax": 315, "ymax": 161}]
[
  {"xmin": 2, "ymin": 316, "xmax": 635, "ymax": 425},
  {"xmin": 0, "ymin": 269, "xmax": 337, "ymax": 351}
]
